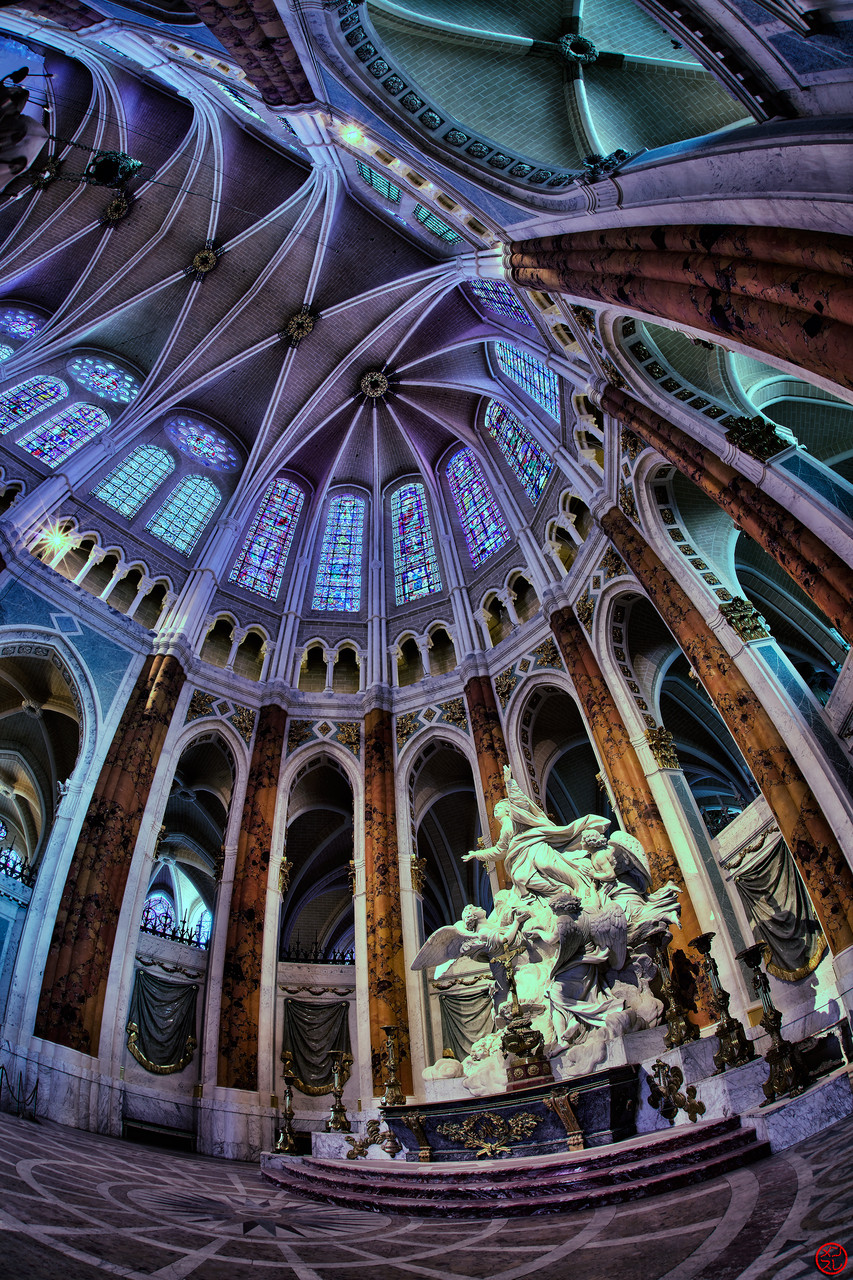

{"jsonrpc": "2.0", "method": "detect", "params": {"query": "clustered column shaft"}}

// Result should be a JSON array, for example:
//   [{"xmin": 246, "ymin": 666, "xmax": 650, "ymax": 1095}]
[{"xmin": 464, "ymin": 673, "xmax": 511, "ymax": 889}]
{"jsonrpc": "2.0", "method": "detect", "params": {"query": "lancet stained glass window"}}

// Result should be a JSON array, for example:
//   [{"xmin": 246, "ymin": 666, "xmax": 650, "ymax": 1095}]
[
  {"xmin": 146, "ymin": 474, "xmax": 221, "ymax": 554},
  {"xmin": 468, "ymin": 280, "xmax": 533, "ymax": 327},
  {"xmin": 17, "ymin": 403, "xmax": 110, "ymax": 468},
  {"xmin": 391, "ymin": 483, "xmax": 442, "ymax": 605},
  {"xmin": 485, "ymin": 400, "xmax": 553, "ymax": 503},
  {"xmin": 229, "ymin": 478, "xmax": 304, "ymax": 599},
  {"xmin": 495, "ymin": 342, "xmax": 560, "ymax": 421},
  {"xmin": 0, "ymin": 308, "xmax": 44, "ymax": 340},
  {"xmin": 312, "ymin": 495, "xmax": 365, "ymax": 611},
  {"xmin": 92, "ymin": 445, "xmax": 175, "ymax": 517},
  {"xmin": 0, "ymin": 376, "xmax": 68, "ymax": 434},
  {"xmin": 446, "ymin": 448, "xmax": 510, "ymax": 567},
  {"xmin": 67, "ymin": 356, "xmax": 140, "ymax": 404}
]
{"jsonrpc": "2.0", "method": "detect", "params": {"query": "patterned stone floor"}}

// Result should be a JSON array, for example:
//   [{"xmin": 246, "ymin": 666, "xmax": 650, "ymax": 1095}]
[{"xmin": 0, "ymin": 1108, "xmax": 849, "ymax": 1280}]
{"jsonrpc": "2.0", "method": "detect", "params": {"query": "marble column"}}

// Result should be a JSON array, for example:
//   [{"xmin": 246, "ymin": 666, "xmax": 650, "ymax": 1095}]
[
  {"xmin": 463, "ymin": 672, "xmax": 510, "ymax": 889},
  {"xmin": 602, "ymin": 505, "xmax": 853, "ymax": 955},
  {"xmin": 364, "ymin": 707, "xmax": 413, "ymax": 1095},
  {"xmin": 35, "ymin": 654, "xmax": 186, "ymax": 1055},
  {"xmin": 549, "ymin": 606, "xmax": 710, "ymax": 1015},
  {"xmin": 508, "ymin": 225, "xmax": 853, "ymax": 391},
  {"xmin": 217, "ymin": 702, "xmax": 286, "ymax": 1090},
  {"xmin": 602, "ymin": 385, "xmax": 853, "ymax": 646}
]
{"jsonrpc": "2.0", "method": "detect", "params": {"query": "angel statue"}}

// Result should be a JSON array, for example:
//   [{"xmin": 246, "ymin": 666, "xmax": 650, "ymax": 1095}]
[{"xmin": 411, "ymin": 901, "xmax": 529, "ymax": 1021}]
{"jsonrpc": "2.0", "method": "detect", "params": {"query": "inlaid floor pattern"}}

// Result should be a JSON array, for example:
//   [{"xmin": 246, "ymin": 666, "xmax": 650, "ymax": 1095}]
[{"xmin": 0, "ymin": 1107, "xmax": 849, "ymax": 1279}]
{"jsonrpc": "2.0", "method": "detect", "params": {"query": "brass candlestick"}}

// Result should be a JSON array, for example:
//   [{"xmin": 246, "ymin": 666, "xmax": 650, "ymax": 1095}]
[
  {"xmin": 653, "ymin": 936, "xmax": 699, "ymax": 1049},
  {"xmin": 379, "ymin": 1025, "xmax": 405, "ymax": 1107},
  {"xmin": 737, "ymin": 943, "xmax": 810, "ymax": 1104},
  {"xmin": 690, "ymin": 932, "xmax": 755, "ymax": 1072},
  {"xmin": 275, "ymin": 1072, "xmax": 297, "ymax": 1152},
  {"xmin": 326, "ymin": 1050, "xmax": 351, "ymax": 1132}
]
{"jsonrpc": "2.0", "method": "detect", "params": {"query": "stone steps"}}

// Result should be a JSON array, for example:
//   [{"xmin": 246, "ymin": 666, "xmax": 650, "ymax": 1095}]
[{"xmin": 261, "ymin": 1118, "xmax": 770, "ymax": 1216}]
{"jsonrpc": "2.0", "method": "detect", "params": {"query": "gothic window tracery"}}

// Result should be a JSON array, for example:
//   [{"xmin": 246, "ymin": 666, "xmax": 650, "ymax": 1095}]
[
  {"xmin": 146, "ymin": 474, "xmax": 221, "ymax": 554},
  {"xmin": 92, "ymin": 445, "xmax": 175, "ymax": 517},
  {"xmin": 0, "ymin": 308, "xmax": 45, "ymax": 340},
  {"xmin": 229, "ymin": 477, "xmax": 304, "ymax": 598},
  {"xmin": 67, "ymin": 356, "xmax": 140, "ymax": 404},
  {"xmin": 0, "ymin": 376, "xmax": 68, "ymax": 434},
  {"xmin": 485, "ymin": 399, "xmax": 553, "ymax": 503},
  {"xmin": 446, "ymin": 447, "xmax": 510, "ymax": 567},
  {"xmin": 468, "ymin": 280, "xmax": 533, "ymax": 327},
  {"xmin": 312, "ymin": 494, "xmax": 365, "ymax": 611},
  {"xmin": 16, "ymin": 403, "xmax": 111, "ymax": 468},
  {"xmin": 164, "ymin": 417, "xmax": 239, "ymax": 472},
  {"xmin": 494, "ymin": 342, "xmax": 560, "ymax": 421},
  {"xmin": 391, "ymin": 482, "xmax": 442, "ymax": 605}
]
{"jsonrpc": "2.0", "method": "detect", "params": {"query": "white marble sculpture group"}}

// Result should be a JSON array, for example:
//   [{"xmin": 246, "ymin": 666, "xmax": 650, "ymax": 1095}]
[{"xmin": 413, "ymin": 768, "xmax": 682, "ymax": 1095}]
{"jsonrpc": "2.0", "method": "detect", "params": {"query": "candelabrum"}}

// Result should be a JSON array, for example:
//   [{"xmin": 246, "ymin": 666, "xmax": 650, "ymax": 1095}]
[
  {"xmin": 325, "ymin": 1050, "xmax": 352, "ymax": 1132},
  {"xmin": 653, "ymin": 936, "xmax": 700, "ymax": 1049},
  {"xmin": 737, "ymin": 943, "xmax": 810, "ymax": 1104},
  {"xmin": 379, "ymin": 1025, "xmax": 406, "ymax": 1107},
  {"xmin": 690, "ymin": 932, "xmax": 755, "ymax": 1073},
  {"xmin": 275, "ymin": 1073, "xmax": 297, "ymax": 1152}
]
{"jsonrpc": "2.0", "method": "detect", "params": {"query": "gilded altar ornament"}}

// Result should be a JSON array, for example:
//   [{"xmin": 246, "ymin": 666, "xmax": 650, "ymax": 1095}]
[
  {"xmin": 275, "ymin": 1071, "xmax": 297, "ymax": 1152},
  {"xmin": 544, "ymin": 1090, "xmax": 584, "ymax": 1150},
  {"xmin": 280, "ymin": 306, "xmax": 319, "ymax": 347},
  {"xmin": 380, "ymin": 1024, "xmax": 406, "ymax": 1106},
  {"xmin": 398, "ymin": 1111, "xmax": 432, "ymax": 1161},
  {"xmin": 126, "ymin": 1022, "xmax": 197, "ymax": 1075},
  {"xmin": 689, "ymin": 932, "xmax": 755, "ymax": 1073},
  {"xmin": 648, "ymin": 1059, "xmax": 706, "ymax": 1124},
  {"xmin": 645, "ymin": 727, "xmax": 680, "ymax": 771},
  {"xmin": 653, "ymin": 936, "xmax": 700, "ymax": 1050},
  {"xmin": 720, "ymin": 597, "xmax": 770, "ymax": 642},
  {"xmin": 185, "ymin": 240, "xmax": 224, "ymax": 282},
  {"xmin": 436, "ymin": 1110, "xmax": 540, "ymax": 1158},
  {"xmin": 325, "ymin": 1050, "xmax": 351, "ymax": 1132},
  {"xmin": 345, "ymin": 1116, "xmax": 400, "ymax": 1158},
  {"xmin": 737, "ymin": 943, "xmax": 810, "ymax": 1104}
]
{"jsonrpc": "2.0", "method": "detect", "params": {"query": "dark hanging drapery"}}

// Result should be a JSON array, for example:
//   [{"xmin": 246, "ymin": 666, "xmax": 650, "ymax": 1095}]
[
  {"xmin": 439, "ymin": 986, "xmax": 494, "ymax": 1061},
  {"xmin": 126, "ymin": 969, "xmax": 198, "ymax": 1074},
  {"xmin": 733, "ymin": 833, "xmax": 827, "ymax": 980},
  {"xmin": 281, "ymin": 998, "xmax": 352, "ymax": 1094}
]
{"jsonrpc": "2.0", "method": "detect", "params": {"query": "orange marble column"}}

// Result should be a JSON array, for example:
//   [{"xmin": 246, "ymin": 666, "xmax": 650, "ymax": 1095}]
[
  {"xmin": 508, "ymin": 225, "xmax": 853, "ymax": 391},
  {"xmin": 602, "ymin": 506, "xmax": 853, "ymax": 955},
  {"xmin": 549, "ymin": 606, "xmax": 710, "ymax": 1020},
  {"xmin": 603, "ymin": 385, "xmax": 853, "ymax": 646},
  {"xmin": 35, "ymin": 654, "xmax": 186, "ymax": 1054},
  {"xmin": 464, "ymin": 673, "xmax": 510, "ymax": 889},
  {"xmin": 217, "ymin": 702, "xmax": 286, "ymax": 1090},
  {"xmin": 364, "ymin": 707, "xmax": 413, "ymax": 1094}
]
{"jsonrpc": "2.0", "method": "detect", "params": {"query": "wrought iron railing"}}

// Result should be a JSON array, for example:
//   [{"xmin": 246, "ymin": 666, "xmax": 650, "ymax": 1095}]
[
  {"xmin": 0, "ymin": 847, "xmax": 35, "ymax": 886},
  {"xmin": 0, "ymin": 1063, "xmax": 38, "ymax": 1120},
  {"xmin": 140, "ymin": 903, "xmax": 211, "ymax": 949},
  {"xmin": 279, "ymin": 939, "xmax": 355, "ymax": 965}
]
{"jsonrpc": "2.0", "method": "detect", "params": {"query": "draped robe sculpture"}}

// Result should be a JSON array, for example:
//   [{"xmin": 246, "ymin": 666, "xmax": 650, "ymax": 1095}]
[{"xmin": 413, "ymin": 769, "xmax": 682, "ymax": 1094}]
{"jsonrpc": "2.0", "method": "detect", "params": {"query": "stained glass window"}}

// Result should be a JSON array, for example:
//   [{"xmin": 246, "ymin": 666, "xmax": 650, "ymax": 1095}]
[
  {"xmin": 391, "ymin": 483, "xmax": 442, "ymax": 605},
  {"xmin": 194, "ymin": 909, "xmax": 213, "ymax": 945},
  {"xmin": 468, "ymin": 280, "xmax": 533, "ymax": 327},
  {"xmin": 485, "ymin": 400, "xmax": 553, "ymax": 503},
  {"xmin": 67, "ymin": 356, "xmax": 140, "ymax": 404},
  {"xmin": 215, "ymin": 81, "xmax": 263, "ymax": 119},
  {"xmin": 0, "ymin": 308, "xmax": 44, "ymax": 340},
  {"xmin": 146, "ymin": 474, "xmax": 221, "ymax": 554},
  {"xmin": 0, "ymin": 376, "xmax": 68, "ymax": 434},
  {"xmin": 312, "ymin": 495, "xmax": 365, "ymax": 611},
  {"xmin": 0, "ymin": 819, "xmax": 6, "ymax": 840},
  {"xmin": 446, "ymin": 448, "xmax": 510, "ymax": 567},
  {"xmin": 229, "ymin": 477, "xmax": 304, "ymax": 599},
  {"xmin": 495, "ymin": 342, "xmax": 560, "ymax": 421},
  {"xmin": 142, "ymin": 893, "xmax": 175, "ymax": 931},
  {"xmin": 164, "ymin": 417, "xmax": 239, "ymax": 472},
  {"xmin": 17, "ymin": 403, "xmax": 110, "ymax": 468},
  {"xmin": 92, "ymin": 445, "xmax": 175, "ymax": 517},
  {"xmin": 414, "ymin": 204, "xmax": 461, "ymax": 243},
  {"xmin": 356, "ymin": 160, "xmax": 401, "ymax": 203},
  {"xmin": 0, "ymin": 345, "xmax": 12, "ymax": 362}
]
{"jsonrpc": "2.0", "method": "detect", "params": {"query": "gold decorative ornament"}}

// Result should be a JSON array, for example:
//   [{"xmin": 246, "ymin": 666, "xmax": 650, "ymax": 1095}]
[
  {"xmin": 100, "ymin": 191, "xmax": 133, "ymax": 226},
  {"xmin": 570, "ymin": 305, "xmax": 596, "ymax": 335},
  {"xmin": 725, "ymin": 414, "xmax": 794, "ymax": 461},
  {"xmin": 395, "ymin": 710, "xmax": 421, "ymax": 749},
  {"xmin": 618, "ymin": 481, "xmax": 638, "ymax": 522},
  {"xmin": 495, "ymin": 669, "xmax": 519, "ymax": 709},
  {"xmin": 436, "ymin": 1109, "xmax": 540, "ymax": 1158},
  {"xmin": 280, "ymin": 1047, "xmax": 353, "ymax": 1097},
  {"xmin": 347, "ymin": 858, "xmax": 356, "ymax": 894},
  {"xmin": 229, "ymin": 705, "xmax": 256, "ymax": 744},
  {"xmin": 533, "ymin": 638, "xmax": 562, "ymax": 669},
  {"xmin": 720, "ymin": 597, "xmax": 770, "ymax": 641},
  {"xmin": 275, "ymin": 1072, "xmax": 297, "ymax": 1152},
  {"xmin": 601, "ymin": 546, "xmax": 626, "ymax": 580},
  {"xmin": 575, "ymin": 588, "xmax": 595, "ymax": 632},
  {"xmin": 278, "ymin": 855, "xmax": 292, "ymax": 894},
  {"xmin": 325, "ymin": 1050, "xmax": 351, "ymax": 1131},
  {"xmin": 544, "ymin": 1090, "xmax": 584, "ymax": 1150},
  {"xmin": 126, "ymin": 1022, "xmax": 197, "ymax": 1075},
  {"xmin": 335, "ymin": 721, "xmax": 360, "ymax": 755},
  {"xmin": 360, "ymin": 369, "xmax": 389, "ymax": 398},
  {"xmin": 602, "ymin": 357, "xmax": 627, "ymax": 390},
  {"xmin": 439, "ymin": 697, "xmax": 468, "ymax": 731},
  {"xmin": 689, "ymin": 932, "xmax": 755, "ymax": 1073},
  {"xmin": 287, "ymin": 720, "xmax": 313, "ymax": 751},
  {"xmin": 620, "ymin": 428, "xmax": 645, "ymax": 461},
  {"xmin": 645, "ymin": 726, "xmax": 679, "ymax": 770},
  {"xmin": 398, "ymin": 1111, "xmax": 431, "ymax": 1161},
  {"xmin": 280, "ymin": 306, "xmax": 318, "ymax": 347},
  {"xmin": 345, "ymin": 1116, "xmax": 400, "ymax": 1158},
  {"xmin": 185, "ymin": 239, "xmax": 224, "ymax": 282},
  {"xmin": 186, "ymin": 689, "xmax": 216, "ymax": 723},
  {"xmin": 380, "ymin": 1024, "xmax": 406, "ymax": 1107},
  {"xmin": 647, "ymin": 1059, "xmax": 706, "ymax": 1124},
  {"xmin": 410, "ymin": 856, "xmax": 426, "ymax": 895}
]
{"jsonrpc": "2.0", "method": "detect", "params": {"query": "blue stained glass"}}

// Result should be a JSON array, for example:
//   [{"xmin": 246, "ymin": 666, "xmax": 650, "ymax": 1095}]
[
  {"xmin": 495, "ymin": 342, "xmax": 560, "ymax": 421},
  {"xmin": 16, "ymin": 403, "xmax": 109, "ymax": 468},
  {"xmin": 215, "ymin": 81, "xmax": 263, "ymax": 119},
  {"xmin": 312, "ymin": 495, "xmax": 365, "ymax": 611},
  {"xmin": 468, "ymin": 280, "xmax": 533, "ymax": 327},
  {"xmin": 142, "ymin": 893, "xmax": 175, "ymax": 930},
  {"xmin": 414, "ymin": 204, "xmax": 461, "ymax": 242},
  {"xmin": 356, "ymin": 160, "xmax": 401, "ymax": 203},
  {"xmin": 446, "ymin": 448, "xmax": 510, "ymax": 568},
  {"xmin": 146, "ymin": 474, "xmax": 221, "ymax": 554},
  {"xmin": 229, "ymin": 478, "xmax": 304, "ymax": 599},
  {"xmin": 485, "ymin": 400, "xmax": 553, "ymax": 503},
  {"xmin": 92, "ymin": 445, "xmax": 175, "ymax": 517},
  {"xmin": 0, "ymin": 345, "xmax": 12, "ymax": 362},
  {"xmin": 0, "ymin": 376, "xmax": 68, "ymax": 434},
  {"xmin": 0, "ymin": 308, "xmax": 44, "ymax": 340},
  {"xmin": 0, "ymin": 819, "xmax": 6, "ymax": 840},
  {"xmin": 164, "ymin": 417, "xmax": 239, "ymax": 472},
  {"xmin": 391, "ymin": 483, "xmax": 442, "ymax": 605},
  {"xmin": 67, "ymin": 356, "xmax": 140, "ymax": 404},
  {"xmin": 195, "ymin": 909, "xmax": 212, "ymax": 945}
]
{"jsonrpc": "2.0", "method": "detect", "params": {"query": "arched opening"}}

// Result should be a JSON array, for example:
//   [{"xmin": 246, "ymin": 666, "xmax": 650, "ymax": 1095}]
[
  {"xmin": 298, "ymin": 644, "xmax": 327, "ymax": 692},
  {"xmin": 0, "ymin": 481, "xmax": 22, "ymax": 516},
  {"xmin": 510, "ymin": 573, "xmax": 539, "ymax": 622},
  {"xmin": 135, "ymin": 582, "xmax": 168, "ymax": 629},
  {"xmin": 521, "ymin": 684, "xmax": 612, "ymax": 822},
  {"xmin": 200, "ymin": 618, "xmax": 234, "ymax": 669},
  {"xmin": 108, "ymin": 567, "xmax": 144, "ymax": 614},
  {"xmin": 428, "ymin": 627, "xmax": 456, "ymax": 676},
  {"xmin": 397, "ymin": 636, "xmax": 424, "ymax": 686},
  {"xmin": 485, "ymin": 595, "xmax": 512, "ymax": 647},
  {"xmin": 233, "ymin": 630, "xmax": 265, "ymax": 682},
  {"xmin": 81, "ymin": 550, "xmax": 119, "ymax": 596},
  {"xmin": 332, "ymin": 646, "xmax": 360, "ymax": 693}
]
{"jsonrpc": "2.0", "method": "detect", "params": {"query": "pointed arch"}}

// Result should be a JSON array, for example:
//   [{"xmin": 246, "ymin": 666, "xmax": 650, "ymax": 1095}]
[
  {"xmin": 16, "ymin": 403, "xmax": 110, "ymax": 468},
  {"xmin": 0, "ymin": 377, "xmax": 68, "ymax": 434},
  {"xmin": 229, "ymin": 476, "xmax": 304, "ymax": 599},
  {"xmin": 92, "ymin": 445, "xmax": 175, "ymax": 517},
  {"xmin": 445, "ymin": 447, "xmax": 510, "ymax": 567},
  {"xmin": 391, "ymin": 481, "xmax": 442, "ymax": 606},
  {"xmin": 312, "ymin": 494, "xmax": 365, "ymax": 611},
  {"xmin": 146, "ymin": 475, "xmax": 221, "ymax": 553},
  {"xmin": 485, "ymin": 399, "xmax": 552, "ymax": 503},
  {"xmin": 494, "ymin": 342, "xmax": 560, "ymax": 421}
]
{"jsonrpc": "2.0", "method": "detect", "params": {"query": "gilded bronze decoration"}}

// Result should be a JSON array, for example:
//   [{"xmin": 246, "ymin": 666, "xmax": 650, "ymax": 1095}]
[
  {"xmin": 544, "ymin": 1090, "xmax": 584, "ymax": 1150},
  {"xmin": 601, "ymin": 546, "xmax": 626, "ymax": 580},
  {"xmin": 645, "ymin": 727, "xmax": 680, "ymax": 771},
  {"xmin": 335, "ymin": 721, "xmax": 360, "ymax": 756},
  {"xmin": 533, "ymin": 638, "xmax": 562, "ymax": 668},
  {"xmin": 398, "ymin": 1111, "xmax": 432, "ymax": 1161},
  {"xmin": 186, "ymin": 689, "xmax": 216, "ymax": 722},
  {"xmin": 439, "ymin": 697, "xmax": 468, "ymax": 731},
  {"xmin": 395, "ymin": 711, "xmax": 421, "ymax": 749},
  {"xmin": 345, "ymin": 1116, "xmax": 401, "ymax": 1158},
  {"xmin": 275, "ymin": 1071, "xmax": 297, "ymax": 1152},
  {"xmin": 410, "ymin": 856, "xmax": 425, "ymax": 895},
  {"xmin": 280, "ymin": 306, "xmax": 319, "ymax": 347},
  {"xmin": 436, "ymin": 1110, "xmax": 540, "ymax": 1158},
  {"xmin": 648, "ymin": 1059, "xmax": 706, "ymax": 1124},
  {"xmin": 575, "ymin": 588, "xmax": 595, "ymax": 632},
  {"xmin": 287, "ymin": 720, "xmax": 313, "ymax": 751},
  {"xmin": 185, "ymin": 239, "xmax": 224, "ymax": 282},
  {"xmin": 720, "ymin": 597, "xmax": 770, "ymax": 642},
  {"xmin": 570, "ymin": 305, "xmax": 597, "ymax": 335},
  {"xmin": 602, "ymin": 357, "xmax": 627, "ymax": 390},
  {"xmin": 281, "ymin": 1048, "xmax": 353, "ymax": 1097},
  {"xmin": 360, "ymin": 369, "xmax": 389, "ymax": 398},
  {"xmin": 495, "ymin": 669, "xmax": 519, "ymax": 710},
  {"xmin": 620, "ymin": 428, "xmax": 644, "ymax": 462},
  {"xmin": 100, "ymin": 191, "xmax": 133, "ymax": 226},
  {"xmin": 618, "ymin": 481, "xmax": 638, "ymax": 522},
  {"xmin": 737, "ymin": 943, "xmax": 810, "ymax": 1104},
  {"xmin": 725, "ymin": 414, "xmax": 793, "ymax": 461},
  {"xmin": 380, "ymin": 1024, "xmax": 406, "ymax": 1106},
  {"xmin": 278, "ymin": 855, "xmax": 292, "ymax": 893},
  {"xmin": 229, "ymin": 705, "xmax": 256, "ymax": 744},
  {"xmin": 325, "ymin": 1050, "xmax": 351, "ymax": 1131},
  {"xmin": 689, "ymin": 932, "xmax": 755, "ymax": 1073},
  {"xmin": 126, "ymin": 1023, "xmax": 197, "ymax": 1075},
  {"xmin": 654, "ymin": 937, "xmax": 700, "ymax": 1049},
  {"xmin": 347, "ymin": 858, "xmax": 356, "ymax": 894}
]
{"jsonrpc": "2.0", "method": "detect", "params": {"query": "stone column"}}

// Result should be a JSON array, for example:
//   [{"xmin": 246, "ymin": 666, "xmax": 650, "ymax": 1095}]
[
  {"xmin": 363, "ymin": 706, "xmax": 413, "ymax": 1095},
  {"xmin": 35, "ymin": 654, "xmax": 186, "ymax": 1054},
  {"xmin": 507, "ymin": 224, "xmax": 853, "ymax": 391},
  {"xmin": 463, "ymin": 671, "xmax": 510, "ymax": 890},
  {"xmin": 549, "ymin": 606, "xmax": 709, "ymax": 984},
  {"xmin": 217, "ymin": 702, "xmax": 286, "ymax": 1090},
  {"xmin": 601, "ymin": 385, "xmax": 853, "ymax": 646},
  {"xmin": 602, "ymin": 505, "xmax": 853, "ymax": 955}
]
